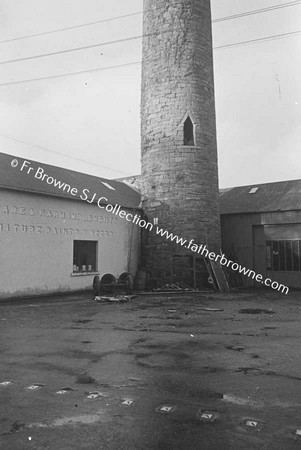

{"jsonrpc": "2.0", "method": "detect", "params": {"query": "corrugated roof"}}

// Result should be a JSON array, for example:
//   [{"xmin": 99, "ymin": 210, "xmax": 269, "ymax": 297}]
[
  {"xmin": 0, "ymin": 152, "xmax": 141, "ymax": 209},
  {"xmin": 220, "ymin": 179, "xmax": 301, "ymax": 214}
]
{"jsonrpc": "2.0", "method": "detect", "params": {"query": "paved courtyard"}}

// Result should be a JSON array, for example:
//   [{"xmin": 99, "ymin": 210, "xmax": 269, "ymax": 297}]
[{"xmin": 1, "ymin": 288, "xmax": 301, "ymax": 449}]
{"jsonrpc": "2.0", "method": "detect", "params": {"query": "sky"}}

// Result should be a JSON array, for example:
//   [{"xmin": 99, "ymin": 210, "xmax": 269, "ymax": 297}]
[{"xmin": 0, "ymin": 0, "xmax": 300, "ymax": 188}]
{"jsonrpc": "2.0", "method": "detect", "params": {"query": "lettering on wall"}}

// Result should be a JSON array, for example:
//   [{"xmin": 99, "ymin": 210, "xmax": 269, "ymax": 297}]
[
  {"xmin": 0, "ymin": 223, "xmax": 113, "ymax": 238},
  {"xmin": 0, "ymin": 205, "xmax": 118, "ymax": 224}
]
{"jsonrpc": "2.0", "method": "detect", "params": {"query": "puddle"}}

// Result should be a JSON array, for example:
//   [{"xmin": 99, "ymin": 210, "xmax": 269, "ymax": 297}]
[
  {"xmin": 235, "ymin": 367, "xmax": 262, "ymax": 375},
  {"xmin": 135, "ymin": 351, "xmax": 190, "ymax": 369},
  {"xmin": 235, "ymin": 368, "xmax": 301, "ymax": 381},
  {"xmin": 198, "ymin": 308, "xmax": 223, "ymax": 312},
  {"xmin": 74, "ymin": 319, "xmax": 93, "ymax": 324},
  {"xmin": 133, "ymin": 338, "xmax": 148, "ymax": 345},
  {"xmin": 195, "ymin": 390, "xmax": 223, "ymax": 400},
  {"xmin": 201, "ymin": 366, "xmax": 226, "ymax": 373},
  {"xmin": 4, "ymin": 421, "xmax": 26, "ymax": 435},
  {"xmin": 76, "ymin": 373, "xmax": 95, "ymax": 384},
  {"xmin": 239, "ymin": 309, "xmax": 274, "ymax": 315},
  {"xmin": 226, "ymin": 345, "xmax": 245, "ymax": 352}
]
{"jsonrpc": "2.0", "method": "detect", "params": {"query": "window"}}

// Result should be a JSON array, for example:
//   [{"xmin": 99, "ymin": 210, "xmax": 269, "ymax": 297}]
[
  {"xmin": 183, "ymin": 115, "xmax": 194, "ymax": 146},
  {"xmin": 249, "ymin": 187, "xmax": 258, "ymax": 194},
  {"xmin": 73, "ymin": 240, "xmax": 97, "ymax": 272},
  {"xmin": 266, "ymin": 240, "xmax": 301, "ymax": 272}
]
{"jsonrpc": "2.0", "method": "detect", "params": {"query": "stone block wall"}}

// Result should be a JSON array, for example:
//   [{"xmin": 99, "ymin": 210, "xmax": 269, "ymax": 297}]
[{"xmin": 140, "ymin": 0, "xmax": 220, "ymax": 284}]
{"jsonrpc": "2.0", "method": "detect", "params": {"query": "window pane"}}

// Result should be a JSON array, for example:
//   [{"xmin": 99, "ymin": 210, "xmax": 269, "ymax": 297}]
[
  {"xmin": 73, "ymin": 241, "xmax": 97, "ymax": 272},
  {"xmin": 272, "ymin": 241, "xmax": 279, "ymax": 271},
  {"xmin": 285, "ymin": 241, "xmax": 293, "ymax": 271},
  {"xmin": 266, "ymin": 241, "xmax": 272, "ymax": 270},
  {"xmin": 292, "ymin": 240, "xmax": 300, "ymax": 271},
  {"xmin": 279, "ymin": 240, "xmax": 285, "ymax": 271}
]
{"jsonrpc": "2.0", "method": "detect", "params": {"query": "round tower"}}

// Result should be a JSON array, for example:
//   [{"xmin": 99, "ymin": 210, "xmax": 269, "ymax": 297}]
[{"xmin": 141, "ymin": 0, "xmax": 220, "ymax": 287}]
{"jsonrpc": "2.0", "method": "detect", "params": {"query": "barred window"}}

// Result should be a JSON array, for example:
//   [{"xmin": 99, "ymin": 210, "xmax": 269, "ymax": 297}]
[
  {"xmin": 73, "ymin": 240, "xmax": 97, "ymax": 272},
  {"xmin": 266, "ymin": 240, "xmax": 301, "ymax": 272}
]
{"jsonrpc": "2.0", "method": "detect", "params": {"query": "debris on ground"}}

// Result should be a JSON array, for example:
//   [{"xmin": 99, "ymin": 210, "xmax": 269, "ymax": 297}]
[
  {"xmin": 56, "ymin": 387, "xmax": 74, "ymax": 394},
  {"xmin": 226, "ymin": 345, "xmax": 245, "ymax": 352},
  {"xmin": 6, "ymin": 421, "xmax": 26, "ymax": 434},
  {"xmin": 242, "ymin": 418, "xmax": 264, "ymax": 431},
  {"xmin": 155, "ymin": 405, "xmax": 177, "ymax": 414},
  {"xmin": 76, "ymin": 374, "xmax": 95, "ymax": 384},
  {"xmin": 94, "ymin": 295, "xmax": 136, "ymax": 303},
  {"xmin": 153, "ymin": 282, "xmax": 195, "ymax": 292},
  {"xmin": 239, "ymin": 308, "xmax": 274, "ymax": 315},
  {"xmin": 196, "ymin": 410, "xmax": 218, "ymax": 423},
  {"xmin": 198, "ymin": 307, "xmax": 224, "ymax": 312},
  {"xmin": 86, "ymin": 391, "xmax": 106, "ymax": 399},
  {"xmin": 25, "ymin": 384, "xmax": 45, "ymax": 391},
  {"xmin": 121, "ymin": 399, "xmax": 134, "ymax": 406}
]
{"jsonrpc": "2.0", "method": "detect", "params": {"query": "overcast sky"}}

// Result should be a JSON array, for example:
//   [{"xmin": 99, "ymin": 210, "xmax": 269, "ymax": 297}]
[{"xmin": 0, "ymin": 0, "xmax": 300, "ymax": 188}]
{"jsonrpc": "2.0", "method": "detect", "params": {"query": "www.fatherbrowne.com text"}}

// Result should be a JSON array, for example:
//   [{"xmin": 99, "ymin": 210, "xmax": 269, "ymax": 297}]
[
  {"xmin": 154, "ymin": 227, "xmax": 289, "ymax": 295},
  {"xmin": 14, "ymin": 159, "xmax": 289, "ymax": 295}
]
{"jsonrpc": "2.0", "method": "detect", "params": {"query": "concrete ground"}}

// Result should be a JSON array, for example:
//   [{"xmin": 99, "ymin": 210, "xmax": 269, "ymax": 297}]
[{"xmin": 1, "ymin": 289, "xmax": 301, "ymax": 450}]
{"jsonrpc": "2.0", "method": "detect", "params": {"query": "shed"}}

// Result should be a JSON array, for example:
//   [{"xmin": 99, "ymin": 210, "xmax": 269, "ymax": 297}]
[
  {"xmin": 220, "ymin": 180, "xmax": 301, "ymax": 289},
  {"xmin": 0, "ymin": 152, "xmax": 142, "ymax": 299}
]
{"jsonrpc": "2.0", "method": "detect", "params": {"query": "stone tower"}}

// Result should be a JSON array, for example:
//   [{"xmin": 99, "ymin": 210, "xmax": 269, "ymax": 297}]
[{"xmin": 141, "ymin": 0, "xmax": 220, "ymax": 287}]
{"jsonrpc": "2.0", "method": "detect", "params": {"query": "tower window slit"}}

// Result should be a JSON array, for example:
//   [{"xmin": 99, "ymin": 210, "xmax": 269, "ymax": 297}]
[{"xmin": 183, "ymin": 116, "xmax": 195, "ymax": 146}]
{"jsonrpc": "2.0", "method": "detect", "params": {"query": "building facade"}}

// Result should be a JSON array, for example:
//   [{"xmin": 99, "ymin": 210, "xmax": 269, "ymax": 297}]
[
  {"xmin": 140, "ymin": 0, "xmax": 220, "ymax": 286},
  {"xmin": 220, "ymin": 180, "xmax": 301, "ymax": 289},
  {"xmin": 0, "ymin": 153, "xmax": 141, "ymax": 299}
]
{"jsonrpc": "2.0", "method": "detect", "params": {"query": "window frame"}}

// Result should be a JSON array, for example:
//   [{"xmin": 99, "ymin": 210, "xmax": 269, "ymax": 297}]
[
  {"xmin": 73, "ymin": 240, "xmax": 98, "ymax": 273},
  {"xmin": 183, "ymin": 115, "xmax": 195, "ymax": 146},
  {"xmin": 266, "ymin": 239, "xmax": 301, "ymax": 272}
]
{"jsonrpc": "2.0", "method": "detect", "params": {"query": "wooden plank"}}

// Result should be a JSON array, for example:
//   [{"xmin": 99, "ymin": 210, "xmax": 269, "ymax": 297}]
[
  {"xmin": 202, "ymin": 257, "xmax": 218, "ymax": 290},
  {"xmin": 209, "ymin": 260, "xmax": 230, "ymax": 292}
]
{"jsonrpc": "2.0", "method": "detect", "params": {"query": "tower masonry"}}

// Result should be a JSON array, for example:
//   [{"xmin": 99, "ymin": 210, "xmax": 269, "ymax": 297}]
[{"xmin": 141, "ymin": 0, "xmax": 221, "ymax": 286}]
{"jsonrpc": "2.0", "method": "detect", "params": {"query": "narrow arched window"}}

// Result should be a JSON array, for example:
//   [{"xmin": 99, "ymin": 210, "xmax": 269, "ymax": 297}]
[{"xmin": 183, "ymin": 116, "xmax": 194, "ymax": 146}]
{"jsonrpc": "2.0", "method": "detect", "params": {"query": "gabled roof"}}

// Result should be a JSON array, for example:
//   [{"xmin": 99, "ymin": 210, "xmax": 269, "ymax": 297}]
[
  {"xmin": 220, "ymin": 179, "xmax": 301, "ymax": 214},
  {"xmin": 0, "ymin": 152, "xmax": 141, "ymax": 209}
]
